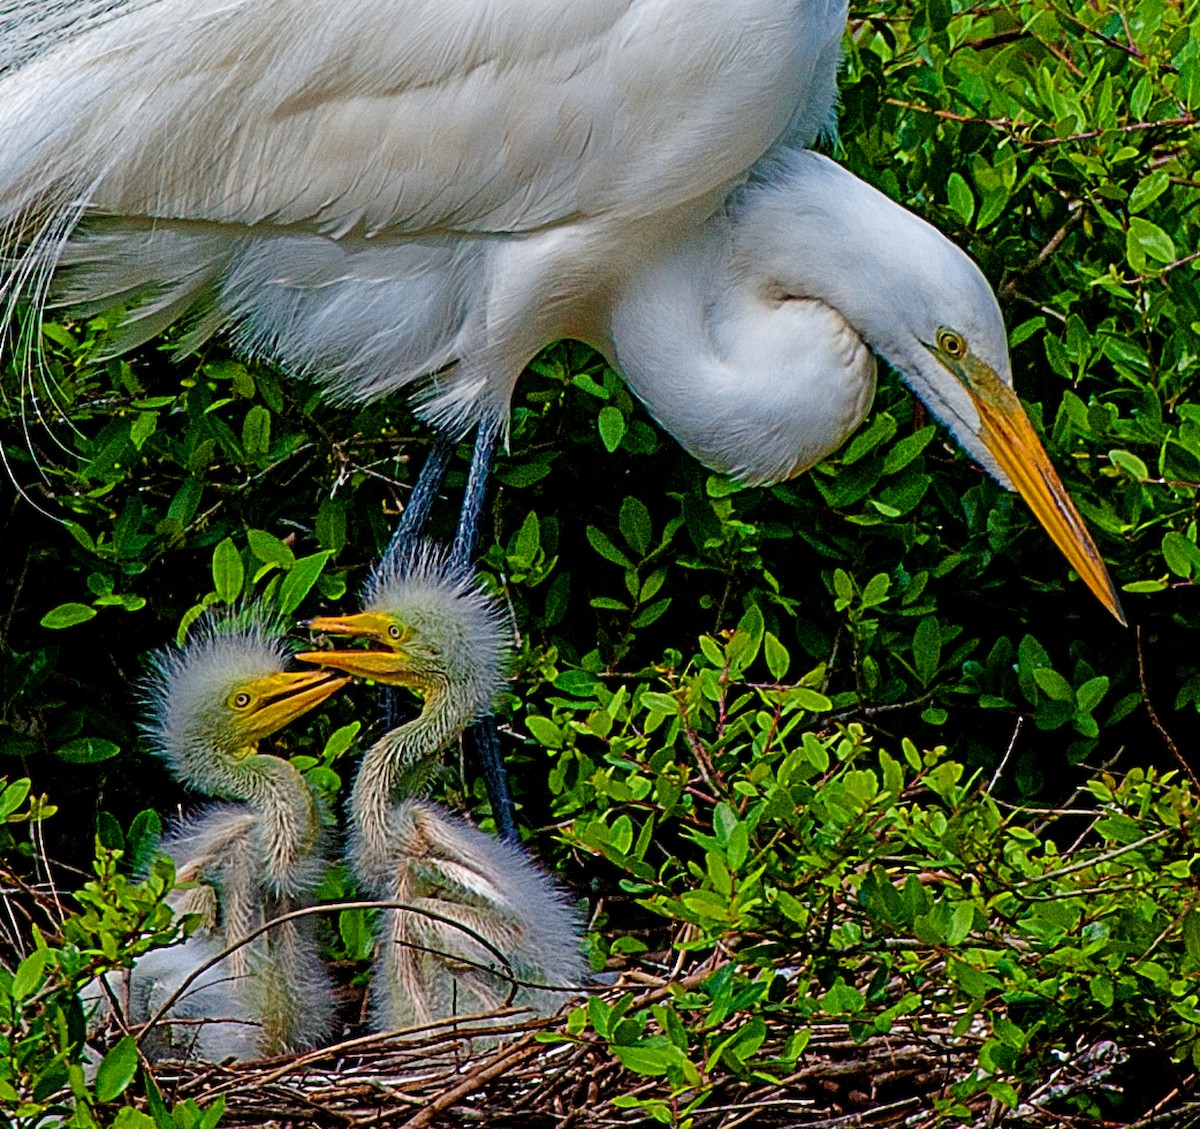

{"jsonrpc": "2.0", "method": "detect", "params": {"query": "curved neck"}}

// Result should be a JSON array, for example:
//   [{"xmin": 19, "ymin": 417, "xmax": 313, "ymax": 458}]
[
  {"xmin": 177, "ymin": 739, "xmax": 318, "ymax": 887},
  {"xmin": 349, "ymin": 685, "xmax": 469, "ymax": 885},
  {"xmin": 611, "ymin": 210, "xmax": 876, "ymax": 485}
]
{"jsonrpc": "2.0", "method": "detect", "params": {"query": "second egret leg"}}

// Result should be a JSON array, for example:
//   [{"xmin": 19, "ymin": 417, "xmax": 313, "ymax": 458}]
[
  {"xmin": 451, "ymin": 421, "xmax": 518, "ymax": 844},
  {"xmin": 378, "ymin": 422, "xmax": 518, "ymax": 842}
]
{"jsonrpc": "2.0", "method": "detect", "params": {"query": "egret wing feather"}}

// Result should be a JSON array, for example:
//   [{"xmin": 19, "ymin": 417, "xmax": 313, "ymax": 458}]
[
  {"xmin": 0, "ymin": 0, "xmax": 843, "ymax": 235},
  {"xmin": 0, "ymin": 0, "xmax": 849, "ymax": 432}
]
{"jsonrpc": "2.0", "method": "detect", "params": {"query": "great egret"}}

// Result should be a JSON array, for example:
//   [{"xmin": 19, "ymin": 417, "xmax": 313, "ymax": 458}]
[
  {"xmin": 0, "ymin": 0, "xmax": 1123, "ymax": 838},
  {"xmin": 297, "ymin": 550, "xmax": 585, "ymax": 1032},
  {"xmin": 96, "ymin": 612, "xmax": 346, "ymax": 1061}
]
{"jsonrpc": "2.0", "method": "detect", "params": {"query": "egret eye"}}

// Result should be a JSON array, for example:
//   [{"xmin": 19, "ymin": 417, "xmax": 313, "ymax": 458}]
[
  {"xmin": 937, "ymin": 329, "xmax": 968, "ymax": 359},
  {"xmin": 387, "ymin": 624, "xmax": 402, "ymax": 640},
  {"xmin": 231, "ymin": 691, "xmax": 253, "ymax": 710}
]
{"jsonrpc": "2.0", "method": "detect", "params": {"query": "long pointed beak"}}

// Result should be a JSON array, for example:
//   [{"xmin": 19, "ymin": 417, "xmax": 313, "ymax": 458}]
[
  {"xmin": 295, "ymin": 648, "xmax": 416, "ymax": 683},
  {"xmin": 241, "ymin": 669, "xmax": 350, "ymax": 736},
  {"xmin": 302, "ymin": 613, "xmax": 382, "ymax": 636},
  {"xmin": 298, "ymin": 612, "xmax": 421, "ymax": 686},
  {"xmin": 959, "ymin": 360, "xmax": 1125, "ymax": 625}
]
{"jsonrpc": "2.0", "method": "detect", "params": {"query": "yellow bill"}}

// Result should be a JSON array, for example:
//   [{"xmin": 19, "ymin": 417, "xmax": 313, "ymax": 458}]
[
  {"xmin": 957, "ymin": 358, "xmax": 1125, "ymax": 625},
  {"xmin": 236, "ymin": 668, "xmax": 349, "ymax": 742},
  {"xmin": 298, "ymin": 612, "xmax": 424, "ymax": 688}
]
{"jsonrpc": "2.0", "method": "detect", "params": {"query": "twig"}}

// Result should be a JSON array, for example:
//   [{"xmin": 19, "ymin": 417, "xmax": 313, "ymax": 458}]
[
  {"xmin": 1010, "ymin": 829, "xmax": 1173, "ymax": 888},
  {"xmin": 986, "ymin": 716, "xmax": 1023, "ymax": 794},
  {"xmin": 397, "ymin": 1035, "xmax": 542, "ymax": 1129},
  {"xmin": 1137, "ymin": 625, "xmax": 1200, "ymax": 788}
]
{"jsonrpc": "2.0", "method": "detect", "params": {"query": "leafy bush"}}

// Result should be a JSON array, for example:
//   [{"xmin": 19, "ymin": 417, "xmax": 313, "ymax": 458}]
[
  {"xmin": 1, "ymin": 0, "xmax": 1199, "ymax": 1123},
  {"xmin": 533, "ymin": 622, "xmax": 1200, "ymax": 1122}
]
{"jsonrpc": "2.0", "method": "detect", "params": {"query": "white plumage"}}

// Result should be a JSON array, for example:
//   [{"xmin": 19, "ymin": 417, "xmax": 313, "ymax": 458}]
[
  {"xmin": 0, "ymin": 0, "xmax": 843, "ymax": 436},
  {"xmin": 300, "ymin": 550, "xmax": 586, "ymax": 1034},
  {"xmin": 87, "ymin": 612, "xmax": 343, "ymax": 1062},
  {"xmin": 0, "ymin": 0, "xmax": 1122, "ymax": 615}
]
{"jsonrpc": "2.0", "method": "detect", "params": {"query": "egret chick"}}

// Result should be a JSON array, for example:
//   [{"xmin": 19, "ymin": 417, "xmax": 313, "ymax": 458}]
[
  {"xmin": 112, "ymin": 613, "xmax": 347, "ymax": 1061},
  {"xmin": 298, "ymin": 552, "xmax": 585, "ymax": 1033}
]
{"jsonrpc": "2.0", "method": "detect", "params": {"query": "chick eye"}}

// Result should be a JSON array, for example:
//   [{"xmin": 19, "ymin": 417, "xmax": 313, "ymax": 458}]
[
  {"xmin": 387, "ymin": 624, "xmax": 402, "ymax": 640},
  {"xmin": 231, "ymin": 692, "xmax": 253, "ymax": 710},
  {"xmin": 938, "ymin": 329, "xmax": 968, "ymax": 359}
]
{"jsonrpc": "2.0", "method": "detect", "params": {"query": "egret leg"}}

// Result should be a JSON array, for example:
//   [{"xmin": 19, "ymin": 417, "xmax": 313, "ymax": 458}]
[
  {"xmin": 465, "ymin": 715, "xmax": 516, "ymax": 843},
  {"xmin": 449, "ymin": 419, "xmax": 502, "ymax": 569},
  {"xmin": 378, "ymin": 423, "xmax": 518, "ymax": 842},
  {"xmin": 382, "ymin": 434, "xmax": 455, "ymax": 570},
  {"xmin": 449, "ymin": 421, "xmax": 518, "ymax": 844},
  {"xmin": 380, "ymin": 436, "xmax": 455, "ymax": 731}
]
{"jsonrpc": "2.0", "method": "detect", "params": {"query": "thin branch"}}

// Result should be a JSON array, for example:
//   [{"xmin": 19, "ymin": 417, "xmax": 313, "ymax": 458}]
[
  {"xmin": 986, "ymin": 715, "xmax": 1023, "ymax": 794},
  {"xmin": 1137, "ymin": 624, "xmax": 1200, "ymax": 788},
  {"xmin": 141, "ymin": 899, "xmax": 530, "ymax": 1044}
]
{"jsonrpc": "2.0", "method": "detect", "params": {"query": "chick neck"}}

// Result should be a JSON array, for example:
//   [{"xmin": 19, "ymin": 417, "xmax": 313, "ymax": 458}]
[
  {"xmin": 350, "ymin": 678, "xmax": 472, "ymax": 890},
  {"xmin": 174, "ymin": 735, "xmax": 319, "ymax": 893}
]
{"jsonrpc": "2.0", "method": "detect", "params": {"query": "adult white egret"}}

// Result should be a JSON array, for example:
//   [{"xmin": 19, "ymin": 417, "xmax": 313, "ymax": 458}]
[
  {"xmin": 297, "ymin": 550, "xmax": 585, "ymax": 1033},
  {"xmin": 97, "ymin": 613, "xmax": 346, "ymax": 1061},
  {"xmin": 0, "ymin": 0, "xmax": 1123, "ymax": 837}
]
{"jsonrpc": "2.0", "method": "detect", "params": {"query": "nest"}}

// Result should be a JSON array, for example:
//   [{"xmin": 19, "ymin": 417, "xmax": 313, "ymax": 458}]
[{"xmin": 141, "ymin": 964, "xmax": 1193, "ymax": 1129}]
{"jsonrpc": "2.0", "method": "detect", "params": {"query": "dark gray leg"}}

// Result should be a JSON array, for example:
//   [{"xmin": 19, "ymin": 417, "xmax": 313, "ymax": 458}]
[
  {"xmin": 382, "ymin": 435, "xmax": 454, "ymax": 572},
  {"xmin": 380, "ymin": 436, "xmax": 453, "ymax": 731},
  {"xmin": 449, "ymin": 420, "xmax": 501, "ymax": 570},
  {"xmin": 450, "ymin": 421, "xmax": 518, "ymax": 844},
  {"xmin": 378, "ymin": 422, "xmax": 518, "ymax": 842},
  {"xmin": 464, "ymin": 718, "xmax": 516, "ymax": 843}
]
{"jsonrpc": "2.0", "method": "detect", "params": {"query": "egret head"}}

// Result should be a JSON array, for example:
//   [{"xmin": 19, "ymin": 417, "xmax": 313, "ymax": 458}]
[
  {"xmin": 298, "ymin": 546, "xmax": 511, "ymax": 725},
  {"xmin": 733, "ymin": 150, "xmax": 1122, "ymax": 623},
  {"xmin": 144, "ymin": 611, "xmax": 348, "ymax": 779}
]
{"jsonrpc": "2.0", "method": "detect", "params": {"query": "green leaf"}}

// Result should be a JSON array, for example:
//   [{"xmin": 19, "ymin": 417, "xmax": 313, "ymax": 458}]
[
  {"xmin": 619, "ymin": 497, "xmax": 652, "ymax": 555},
  {"xmin": 1123, "ymin": 578, "xmax": 1168, "ymax": 594},
  {"xmin": 125, "ymin": 809, "xmax": 163, "ymax": 874},
  {"xmin": 912, "ymin": 616, "xmax": 941, "ymax": 686},
  {"xmin": 112, "ymin": 1108, "xmax": 157, "ymax": 1129},
  {"xmin": 40, "ymin": 602, "xmax": 97, "ymax": 629},
  {"xmin": 1128, "ymin": 171, "xmax": 1170, "ymax": 214},
  {"xmin": 764, "ymin": 632, "xmax": 790, "ymax": 681},
  {"xmin": 860, "ymin": 573, "xmax": 891, "ymax": 609},
  {"xmin": 55, "ymin": 737, "xmax": 122, "ymax": 764},
  {"xmin": 632, "ymin": 598, "xmax": 671, "ymax": 628},
  {"xmin": 611, "ymin": 1044, "xmax": 673, "ymax": 1076},
  {"xmin": 586, "ymin": 526, "xmax": 634, "ymax": 568},
  {"xmin": 788, "ymin": 687, "xmax": 832, "ymax": 712},
  {"xmin": 1075, "ymin": 676, "xmax": 1109, "ymax": 715},
  {"xmin": 1032, "ymin": 668, "xmax": 1074, "ymax": 702},
  {"xmin": 1185, "ymin": 910, "xmax": 1200, "ymax": 963},
  {"xmin": 277, "ymin": 551, "xmax": 332, "ymax": 616},
  {"xmin": 241, "ymin": 404, "xmax": 271, "ymax": 459},
  {"xmin": 1128, "ymin": 217, "xmax": 1176, "ymax": 265},
  {"xmin": 1162, "ymin": 532, "xmax": 1200, "ymax": 578},
  {"xmin": 882, "ymin": 427, "xmax": 935, "ymax": 475},
  {"xmin": 1108, "ymin": 449, "xmax": 1149, "ymax": 480},
  {"xmin": 247, "ymin": 529, "xmax": 296, "ymax": 569},
  {"xmin": 0, "ymin": 778, "xmax": 31, "ymax": 820},
  {"xmin": 338, "ymin": 909, "xmax": 375, "ymax": 961},
  {"xmin": 321, "ymin": 723, "xmax": 361, "ymax": 761},
  {"xmin": 95, "ymin": 1036, "xmax": 140, "ymax": 1103},
  {"xmin": 167, "ymin": 476, "xmax": 203, "ymax": 528},
  {"xmin": 555, "ymin": 670, "xmax": 598, "ymax": 697},
  {"xmin": 947, "ymin": 902, "xmax": 974, "ymax": 945},
  {"xmin": 12, "ymin": 948, "xmax": 50, "ymax": 1000},
  {"xmin": 1010, "ymin": 317, "xmax": 1046, "ymax": 349},
  {"xmin": 598, "ymin": 406, "xmax": 626, "ymax": 452},
  {"xmin": 527, "ymin": 716, "xmax": 563, "ymax": 749},
  {"xmin": 211, "ymin": 538, "xmax": 244, "ymax": 604},
  {"xmin": 946, "ymin": 172, "xmax": 975, "ymax": 224},
  {"xmin": 129, "ymin": 411, "xmax": 157, "ymax": 451}
]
